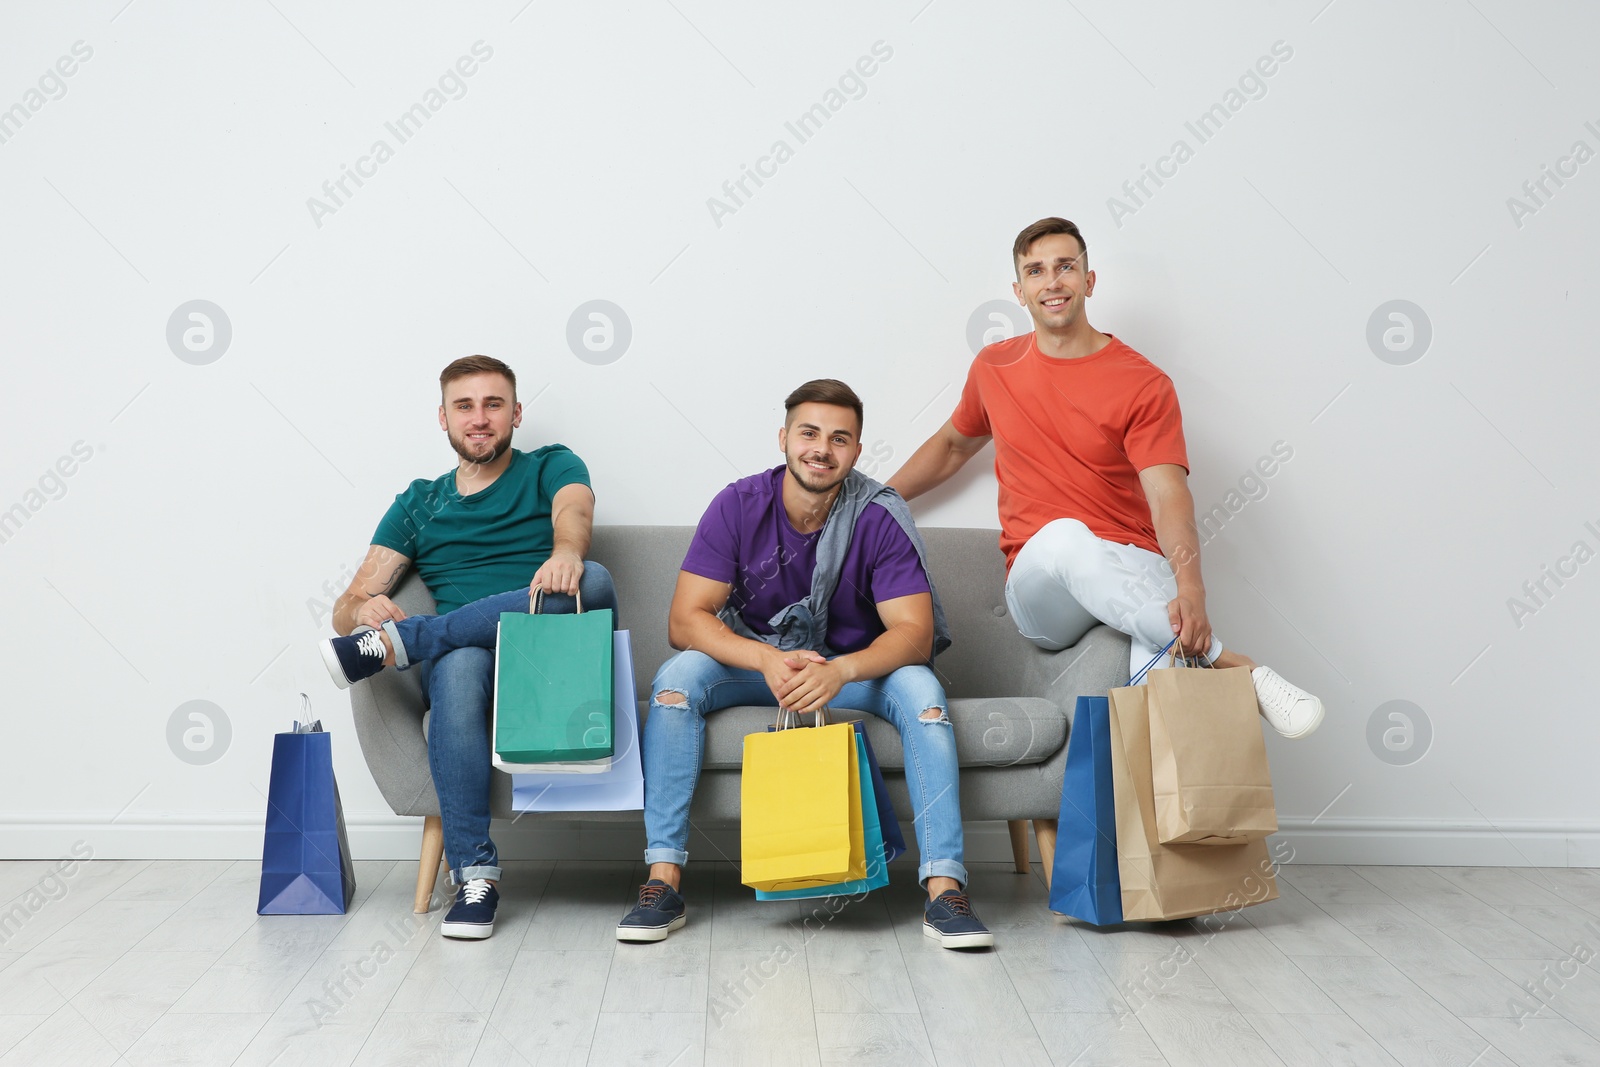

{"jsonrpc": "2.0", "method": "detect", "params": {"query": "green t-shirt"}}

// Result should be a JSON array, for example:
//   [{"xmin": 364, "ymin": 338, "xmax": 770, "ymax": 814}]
[{"xmin": 372, "ymin": 445, "xmax": 590, "ymax": 614}]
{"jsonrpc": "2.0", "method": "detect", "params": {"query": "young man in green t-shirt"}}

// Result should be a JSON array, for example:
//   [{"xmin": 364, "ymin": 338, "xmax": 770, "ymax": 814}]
[{"xmin": 319, "ymin": 355, "xmax": 616, "ymax": 939}]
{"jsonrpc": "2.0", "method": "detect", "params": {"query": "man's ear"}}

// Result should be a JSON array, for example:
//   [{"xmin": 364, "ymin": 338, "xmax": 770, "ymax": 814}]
[
  {"xmin": 777, "ymin": 424, "xmax": 788, "ymax": 453},
  {"xmin": 512, "ymin": 401, "xmax": 523, "ymax": 429},
  {"xmin": 1012, "ymin": 280, "xmax": 1024, "ymax": 305},
  {"xmin": 438, "ymin": 405, "xmax": 448, "ymax": 432},
  {"xmin": 1084, "ymin": 270, "xmax": 1096, "ymax": 297}
]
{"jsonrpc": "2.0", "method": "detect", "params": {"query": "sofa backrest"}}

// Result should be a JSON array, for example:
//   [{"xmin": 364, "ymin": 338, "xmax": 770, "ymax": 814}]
[
  {"xmin": 391, "ymin": 524, "xmax": 1034, "ymax": 702},
  {"xmin": 590, "ymin": 525, "xmax": 1032, "ymax": 701}
]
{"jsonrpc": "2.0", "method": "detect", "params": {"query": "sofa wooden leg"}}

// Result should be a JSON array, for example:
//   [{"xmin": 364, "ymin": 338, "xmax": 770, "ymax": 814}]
[
  {"xmin": 1007, "ymin": 819, "xmax": 1031, "ymax": 874},
  {"xmin": 1033, "ymin": 818, "xmax": 1058, "ymax": 888},
  {"xmin": 414, "ymin": 815, "xmax": 444, "ymax": 914}
]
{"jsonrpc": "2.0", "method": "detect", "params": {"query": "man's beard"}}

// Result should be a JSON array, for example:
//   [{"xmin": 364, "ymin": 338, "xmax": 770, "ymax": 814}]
[
  {"xmin": 787, "ymin": 454, "xmax": 848, "ymax": 495},
  {"xmin": 449, "ymin": 428, "xmax": 512, "ymax": 466}
]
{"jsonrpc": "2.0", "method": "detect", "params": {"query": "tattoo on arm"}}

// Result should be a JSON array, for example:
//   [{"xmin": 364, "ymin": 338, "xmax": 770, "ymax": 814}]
[{"xmin": 380, "ymin": 561, "xmax": 407, "ymax": 594}]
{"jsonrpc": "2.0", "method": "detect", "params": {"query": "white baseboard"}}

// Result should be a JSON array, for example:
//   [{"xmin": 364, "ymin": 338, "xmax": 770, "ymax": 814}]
[
  {"xmin": 0, "ymin": 813, "xmax": 1013, "ymax": 866},
  {"xmin": 1270, "ymin": 817, "xmax": 1600, "ymax": 867},
  {"xmin": 2, "ymin": 813, "xmax": 1597, "ymax": 867}
]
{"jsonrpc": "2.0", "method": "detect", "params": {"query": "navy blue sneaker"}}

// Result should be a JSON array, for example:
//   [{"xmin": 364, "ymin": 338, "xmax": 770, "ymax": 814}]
[
  {"xmin": 441, "ymin": 878, "xmax": 498, "ymax": 939},
  {"xmin": 320, "ymin": 629, "xmax": 389, "ymax": 690},
  {"xmin": 616, "ymin": 879, "xmax": 686, "ymax": 942},
  {"xmin": 923, "ymin": 890, "xmax": 994, "ymax": 949}
]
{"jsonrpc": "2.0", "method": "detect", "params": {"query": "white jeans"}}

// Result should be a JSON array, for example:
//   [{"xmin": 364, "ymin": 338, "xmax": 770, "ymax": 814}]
[{"xmin": 1003, "ymin": 518, "xmax": 1224, "ymax": 681}]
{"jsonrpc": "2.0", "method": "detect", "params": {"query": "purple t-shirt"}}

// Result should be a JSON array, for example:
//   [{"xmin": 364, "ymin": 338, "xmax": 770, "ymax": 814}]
[{"xmin": 682, "ymin": 467, "xmax": 932, "ymax": 654}]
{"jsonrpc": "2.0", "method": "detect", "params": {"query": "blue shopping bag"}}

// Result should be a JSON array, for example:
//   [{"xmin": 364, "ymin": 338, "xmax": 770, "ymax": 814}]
[
  {"xmin": 757, "ymin": 733, "xmax": 891, "ymax": 900},
  {"xmin": 258, "ymin": 724, "xmax": 356, "ymax": 915},
  {"xmin": 852, "ymin": 721, "xmax": 906, "ymax": 865},
  {"xmin": 1048, "ymin": 695, "xmax": 1122, "ymax": 925}
]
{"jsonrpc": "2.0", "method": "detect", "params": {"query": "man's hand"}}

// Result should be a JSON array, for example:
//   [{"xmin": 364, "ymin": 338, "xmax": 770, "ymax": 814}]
[
  {"xmin": 755, "ymin": 646, "xmax": 808, "ymax": 707},
  {"xmin": 530, "ymin": 549, "xmax": 585, "ymax": 598},
  {"xmin": 355, "ymin": 594, "xmax": 407, "ymax": 630},
  {"xmin": 777, "ymin": 651, "xmax": 853, "ymax": 715},
  {"xmin": 1166, "ymin": 591, "xmax": 1213, "ymax": 662}
]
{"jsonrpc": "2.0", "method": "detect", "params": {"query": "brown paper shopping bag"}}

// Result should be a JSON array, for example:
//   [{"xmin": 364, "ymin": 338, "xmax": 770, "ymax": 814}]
[
  {"xmin": 1146, "ymin": 664, "xmax": 1278, "ymax": 846},
  {"xmin": 1108, "ymin": 682, "xmax": 1279, "ymax": 921}
]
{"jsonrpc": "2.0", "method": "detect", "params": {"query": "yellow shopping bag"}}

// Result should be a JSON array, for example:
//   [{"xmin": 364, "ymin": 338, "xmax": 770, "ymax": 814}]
[{"xmin": 740, "ymin": 720, "xmax": 865, "ymax": 891}]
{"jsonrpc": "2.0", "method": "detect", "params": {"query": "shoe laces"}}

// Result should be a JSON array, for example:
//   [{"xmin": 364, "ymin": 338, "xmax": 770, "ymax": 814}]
[
  {"xmin": 637, "ymin": 882, "xmax": 671, "ymax": 909},
  {"xmin": 1254, "ymin": 669, "xmax": 1302, "ymax": 709},
  {"xmin": 937, "ymin": 892, "xmax": 975, "ymax": 917},
  {"xmin": 355, "ymin": 630, "xmax": 386, "ymax": 660},
  {"xmin": 459, "ymin": 878, "xmax": 492, "ymax": 904}
]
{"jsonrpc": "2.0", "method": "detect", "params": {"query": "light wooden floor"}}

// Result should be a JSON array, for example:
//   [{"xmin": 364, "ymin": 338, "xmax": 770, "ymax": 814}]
[{"xmin": 0, "ymin": 857, "xmax": 1597, "ymax": 1066}]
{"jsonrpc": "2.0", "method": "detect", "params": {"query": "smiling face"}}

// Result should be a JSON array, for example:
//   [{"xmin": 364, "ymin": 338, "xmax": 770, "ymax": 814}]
[
  {"xmin": 1013, "ymin": 231, "xmax": 1095, "ymax": 333},
  {"xmin": 779, "ymin": 401, "xmax": 862, "ymax": 496},
  {"xmin": 438, "ymin": 372, "xmax": 521, "ymax": 466}
]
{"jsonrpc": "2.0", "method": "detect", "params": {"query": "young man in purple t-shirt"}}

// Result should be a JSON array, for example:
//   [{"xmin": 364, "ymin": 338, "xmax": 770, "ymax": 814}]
[{"xmin": 616, "ymin": 380, "xmax": 994, "ymax": 950}]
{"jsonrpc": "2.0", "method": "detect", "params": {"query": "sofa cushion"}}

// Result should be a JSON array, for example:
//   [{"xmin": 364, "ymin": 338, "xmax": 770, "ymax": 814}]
[
  {"xmin": 434, "ymin": 694, "xmax": 1064, "ymax": 781},
  {"xmin": 430, "ymin": 695, "xmax": 1066, "ymax": 774},
  {"xmin": 681, "ymin": 696, "xmax": 1066, "ymax": 771}
]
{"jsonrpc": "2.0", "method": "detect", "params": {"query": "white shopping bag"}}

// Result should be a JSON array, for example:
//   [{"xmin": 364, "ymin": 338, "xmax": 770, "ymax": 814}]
[{"xmin": 510, "ymin": 630, "xmax": 643, "ymax": 811}]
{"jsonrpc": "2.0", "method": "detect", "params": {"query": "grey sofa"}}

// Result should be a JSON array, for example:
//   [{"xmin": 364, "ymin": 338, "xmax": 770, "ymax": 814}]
[{"xmin": 349, "ymin": 526, "xmax": 1131, "ymax": 911}]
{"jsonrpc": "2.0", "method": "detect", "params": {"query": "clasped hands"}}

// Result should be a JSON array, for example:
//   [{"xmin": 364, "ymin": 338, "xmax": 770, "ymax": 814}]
[{"xmin": 761, "ymin": 648, "xmax": 852, "ymax": 716}]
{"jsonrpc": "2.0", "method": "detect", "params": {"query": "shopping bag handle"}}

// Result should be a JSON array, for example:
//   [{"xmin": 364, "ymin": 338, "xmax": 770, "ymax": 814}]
[
  {"xmin": 1128, "ymin": 637, "xmax": 1180, "ymax": 687},
  {"xmin": 1168, "ymin": 640, "xmax": 1203, "ymax": 670},
  {"xmin": 773, "ymin": 706, "xmax": 830, "ymax": 731},
  {"xmin": 529, "ymin": 586, "xmax": 583, "ymax": 615}
]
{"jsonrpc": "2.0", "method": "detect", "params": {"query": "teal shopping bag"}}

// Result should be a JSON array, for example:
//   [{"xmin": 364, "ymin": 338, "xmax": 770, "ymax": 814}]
[
  {"xmin": 756, "ymin": 733, "xmax": 891, "ymax": 900},
  {"xmin": 493, "ymin": 592, "xmax": 614, "ymax": 765}
]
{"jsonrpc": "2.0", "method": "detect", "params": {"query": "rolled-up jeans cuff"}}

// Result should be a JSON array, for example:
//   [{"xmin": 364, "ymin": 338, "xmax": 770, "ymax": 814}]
[
  {"xmin": 919, "ymin": 859, "xmax": 968, "ymax": 888},
  {"xmin": 382, "ymin": 619, "xmax": 410, "ymax": 670},
  {"xmin": 644, "ymin": 847, "xmax": 689, "ymax": 867},
  {"xmin": 451, "ymin": 864, "xmax": 501, "ymax": 886}
]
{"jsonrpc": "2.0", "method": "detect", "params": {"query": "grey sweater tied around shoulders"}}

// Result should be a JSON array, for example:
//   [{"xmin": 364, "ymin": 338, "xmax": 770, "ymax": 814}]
[{"xmin": 718, "ymin": 470, "xmax": 952, "ymax": 660}]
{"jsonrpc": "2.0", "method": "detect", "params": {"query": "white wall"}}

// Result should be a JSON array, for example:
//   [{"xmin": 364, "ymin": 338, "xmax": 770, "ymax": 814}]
[{"xmin": 3, "ymin": 2, "xmax": 1596, "ymax": 866}]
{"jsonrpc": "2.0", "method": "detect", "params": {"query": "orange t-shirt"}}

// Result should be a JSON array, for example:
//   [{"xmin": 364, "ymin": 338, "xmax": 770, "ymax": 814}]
[{"xmin": 950, "ymin": 333, "xmax": 1188, "ymax": 569}]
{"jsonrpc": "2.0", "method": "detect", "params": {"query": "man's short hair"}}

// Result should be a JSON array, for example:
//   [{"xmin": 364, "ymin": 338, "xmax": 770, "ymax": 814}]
[
  {"xmin": 1012, "ymin": 217, "xmax": 1087, "ymax": 274},
  {"xmin": 784, "ymin": 379, "xmax": 863, "ymax": 434},
  {"xmin": 439, "ymin": 355, "xmax": 517, "ymax": 399}
]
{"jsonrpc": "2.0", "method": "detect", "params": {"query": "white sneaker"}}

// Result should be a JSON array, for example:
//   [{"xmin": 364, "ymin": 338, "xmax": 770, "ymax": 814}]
[{"xmin": 1251, "ymin": 667, "xmax": 1324, "ymax": 739}]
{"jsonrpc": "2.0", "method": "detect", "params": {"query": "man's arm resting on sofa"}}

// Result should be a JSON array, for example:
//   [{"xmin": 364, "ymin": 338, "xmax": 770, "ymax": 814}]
[
  {"xmin": 887, "ymin": 419, "xmax": 990, "ymax": 502},
  {"xmin": 777, "ymin": 592, "xmax": 935, "ymax": 715},
  {"xmin": 332, "ymin": 544, "xmax": 413, "ymax": 636},
  {"xmin": 530, "ymin": 483, "xmax": 595, "ymax": 597},
  {"xmin": 665, "ymin": 570, "xmax": 809, "ymax": 705}
]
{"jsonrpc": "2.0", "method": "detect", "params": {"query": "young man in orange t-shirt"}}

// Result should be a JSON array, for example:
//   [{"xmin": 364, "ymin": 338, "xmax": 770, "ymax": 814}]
[{"xmin": 889, "ymin": 218, "xmax": 1322, "ymax": 738}]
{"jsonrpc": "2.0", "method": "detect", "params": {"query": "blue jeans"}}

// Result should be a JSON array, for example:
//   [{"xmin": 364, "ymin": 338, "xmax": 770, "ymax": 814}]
[
  {"xmin": 390, "ymin": 562, "xmax": 618, "ymax": 885},
  {"xmin": 642, "ymin": 649, "xmax": 968, "ymax": 888}
]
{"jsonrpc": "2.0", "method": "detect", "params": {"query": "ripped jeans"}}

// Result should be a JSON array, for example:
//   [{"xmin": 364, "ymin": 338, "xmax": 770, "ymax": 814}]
[{"xmin": 641, "ymin": 649, "xmax": 968, "ymax": 887}]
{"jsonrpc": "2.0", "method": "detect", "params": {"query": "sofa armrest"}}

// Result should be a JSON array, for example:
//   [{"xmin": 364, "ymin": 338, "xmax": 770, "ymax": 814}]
[
  {"xmin": 961, "ymin": 625, "xmax": 1130, "ymax": 821},
  {"xmin": 349, "ymin": 667, "xmax": 440, "ymax": 818},
  {"xmin": 1019, "ymin": 624, "xmax": 1133, "ymax": 729}
]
